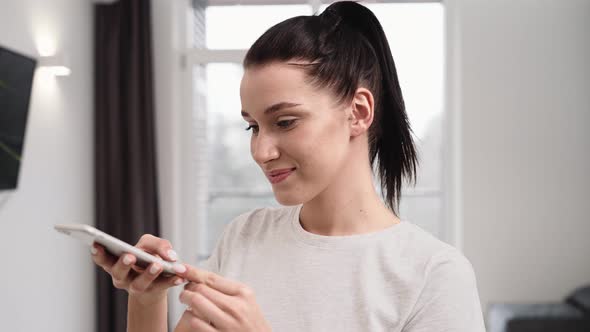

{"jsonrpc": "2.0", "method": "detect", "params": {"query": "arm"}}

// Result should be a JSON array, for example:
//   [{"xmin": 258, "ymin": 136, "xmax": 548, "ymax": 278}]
[{"xmin": 128, "ymin": 295, "xmax": 168, "ymax": 332}]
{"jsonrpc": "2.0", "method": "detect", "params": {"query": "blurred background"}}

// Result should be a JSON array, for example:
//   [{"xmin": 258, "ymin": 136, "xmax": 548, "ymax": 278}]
[{"xmin": 0, "ymin": 0, "xmax": 588, "ymax": 331}]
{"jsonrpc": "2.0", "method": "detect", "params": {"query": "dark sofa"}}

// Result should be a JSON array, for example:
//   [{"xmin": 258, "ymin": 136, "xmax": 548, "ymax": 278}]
[{"xmin": 486, "ymin": 284, "xmax": 590, "ymax": 332}]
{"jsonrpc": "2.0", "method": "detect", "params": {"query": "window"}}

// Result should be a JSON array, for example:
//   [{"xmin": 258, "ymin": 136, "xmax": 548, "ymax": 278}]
[{"xmin": 186, "ymin": 0, "xmax": 445, "ymax": 260}]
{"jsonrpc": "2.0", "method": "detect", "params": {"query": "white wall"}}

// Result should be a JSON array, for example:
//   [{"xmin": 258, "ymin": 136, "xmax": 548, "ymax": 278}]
[
  {"xmin": 0, "ymin": 0, "xmax": 94, "ymax": 331},
  {"xmin": 453, "ymin": 0, "xmax": 590, "ymax": 317}
]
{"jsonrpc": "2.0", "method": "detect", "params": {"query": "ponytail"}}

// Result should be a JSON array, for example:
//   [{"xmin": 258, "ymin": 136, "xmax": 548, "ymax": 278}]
[
  {"xmin": 244, "ymin": 1, "xmax": 418, "ymax": 216},
  {"xmin": 326, "ymin": 2, "xmax": 418, "ymax": 215}
]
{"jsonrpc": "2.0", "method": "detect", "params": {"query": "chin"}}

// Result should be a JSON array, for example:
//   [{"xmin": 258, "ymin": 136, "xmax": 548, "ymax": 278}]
[
  {"xmin": 274, "ymin": 194, "xmax": 302, "ymax": 206},
  {"xmin": 272, "ymin": 187, "xmax": 310, "ymax": 206},
  {"xmin": 271, "ymin": 176, "xmax": 319, "ymax": 206}
]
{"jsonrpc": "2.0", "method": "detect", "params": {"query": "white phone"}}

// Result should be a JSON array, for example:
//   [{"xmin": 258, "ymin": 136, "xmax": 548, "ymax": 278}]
[{"xmin": 54, "ymin": 223, "xmax": 179, "ymax": 276}]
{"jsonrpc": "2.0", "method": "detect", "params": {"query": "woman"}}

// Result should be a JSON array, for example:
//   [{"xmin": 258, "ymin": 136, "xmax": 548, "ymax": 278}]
[{"xmin": 92, "ymin": 1, "xmax": 486, "ymax": 331}]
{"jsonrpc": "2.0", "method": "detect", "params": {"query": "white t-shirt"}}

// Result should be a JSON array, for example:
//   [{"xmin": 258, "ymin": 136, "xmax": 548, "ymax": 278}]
[{"xmin": 199, "ymin": 204, "xmax": 486, "ymax": 332}]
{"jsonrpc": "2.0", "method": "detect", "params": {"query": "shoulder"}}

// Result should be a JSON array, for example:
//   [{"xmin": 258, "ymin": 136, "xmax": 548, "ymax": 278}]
[
  {"xmin": 425, "ymin": 247, "xmax": 477, "ymax": 285},
  {"xmin": 380, "ymin": 222, "xmax": 479, "ymax": 295},
  {"xmin": 399, "ymin": 230, "xmax": 485, "ymax": 330},
  {"xmin": 411, "ymin": 237, "xmax": 480, "ymax": 310},
  {"xmin": 403, "ymin": 248, "xmax": 485, "ymax": 330},
  {"xmin": 202, "ymin": 205, "xmax": 296, "ymax": 272},
  {"xmin": 390, "ymin": 222, "xmax": 463, "ymax": 274},
  {"xmin": 401, "ymin": 223, "xmax": 476, "ymax": 280},
  {"xmin": 220, "ymin": 204, "xmax": 297, "ymax": 241}
]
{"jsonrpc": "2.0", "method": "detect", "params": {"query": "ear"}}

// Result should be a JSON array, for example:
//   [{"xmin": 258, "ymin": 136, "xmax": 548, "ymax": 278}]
[{"xmin": 348, "ymin": 87, "xmax": 374, "ymax": 137}]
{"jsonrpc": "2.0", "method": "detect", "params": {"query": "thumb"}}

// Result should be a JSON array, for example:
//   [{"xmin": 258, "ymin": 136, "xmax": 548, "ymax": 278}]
[
  {"xmin": 176, "ymin": 265, "xmax": 245, "ymax": 296},
  {"xmin": 173, "ymin": 264, "xmax": 211, "ymax": 284}
]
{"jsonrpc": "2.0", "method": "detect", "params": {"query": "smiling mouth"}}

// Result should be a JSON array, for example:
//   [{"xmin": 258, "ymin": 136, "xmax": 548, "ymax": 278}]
[{"xmin": 267, "ymin": 168, "xmax": 296, "ymax": 184}]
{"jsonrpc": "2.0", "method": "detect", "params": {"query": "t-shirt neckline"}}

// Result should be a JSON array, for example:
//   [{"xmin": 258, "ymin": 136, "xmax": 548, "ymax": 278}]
[{"xmin": 288, "ymin": 203, "xmax": 409, "ymax": 250}]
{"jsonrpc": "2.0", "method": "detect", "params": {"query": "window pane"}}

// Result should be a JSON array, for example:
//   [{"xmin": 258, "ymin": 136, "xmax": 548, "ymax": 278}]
[
  {"xmin": 319, "ymin": 2, "xmax": 445, "ymax": 141},
  {"xmin": 399, "ymin": 194, "xmax": 442, "ymax": 238},
  {"xmin": 358, "ymin": 2, "xmax": 444, "ymax": 190},
  {"xmin": 205, "ymin": 63, "xmax": 279, "ymax": 254},
  {"xmin": 206, "ymin": 63, "xmax": 269, "ymax": 191},
  {"xmin": 205, "ymin": 5, "xmax": 312, "ymax": 49}
]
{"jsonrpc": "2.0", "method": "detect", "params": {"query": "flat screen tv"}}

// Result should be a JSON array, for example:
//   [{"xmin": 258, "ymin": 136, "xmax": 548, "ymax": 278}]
[{"xmin": 0, "ymin": 46, "xmax": 36, "ymax": 190}]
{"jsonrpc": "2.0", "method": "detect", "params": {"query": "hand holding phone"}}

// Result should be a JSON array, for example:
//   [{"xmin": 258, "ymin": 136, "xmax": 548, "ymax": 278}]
[
  {"xmin": 55, "ymin": 224, "xmax": 187, "ymax": 305},
  {"xmin": 55, "ymin": 224, "xmax": 181, "ymax": 275}
]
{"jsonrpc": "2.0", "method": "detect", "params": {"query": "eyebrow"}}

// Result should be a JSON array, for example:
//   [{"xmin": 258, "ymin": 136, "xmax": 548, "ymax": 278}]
[{"xmin": 241, "ymin": 102, "xmax": 302, "ymax": 118}]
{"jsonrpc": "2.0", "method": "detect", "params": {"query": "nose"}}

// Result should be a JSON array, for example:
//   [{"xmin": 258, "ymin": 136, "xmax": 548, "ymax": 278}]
[{"xmin": 251, "ymin": 131, "xmax": 280, "ymax": 165}]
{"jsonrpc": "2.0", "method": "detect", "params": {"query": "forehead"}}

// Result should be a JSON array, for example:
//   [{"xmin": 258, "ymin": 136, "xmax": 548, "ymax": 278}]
[
  {"xmin": 241, "ymin": 62, "xmax": 310, "ymax": 97},
  {"xmin": 240, "ymin": 61, "xmax": 346, "ymax": 119},
  {"xmin": 239, "ymin": 62, "xmax": 320, "ymax": 114}
]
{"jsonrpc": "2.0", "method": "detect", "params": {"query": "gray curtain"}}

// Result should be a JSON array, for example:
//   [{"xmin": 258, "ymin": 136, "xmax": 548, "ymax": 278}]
[{"xmin": 94, "ymin": 1, "xmax": 160, "ymax": 331}]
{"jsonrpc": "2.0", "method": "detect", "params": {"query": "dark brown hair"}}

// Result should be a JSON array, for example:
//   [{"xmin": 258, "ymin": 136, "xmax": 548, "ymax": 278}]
[{"xmin": 244, "ymin": 1, "xmax": 418, "ymax": 216}]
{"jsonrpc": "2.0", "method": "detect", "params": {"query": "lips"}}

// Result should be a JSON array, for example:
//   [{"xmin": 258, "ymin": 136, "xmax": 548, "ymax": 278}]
[
  {"xmin": 266, "ymin": 167, "xmax": 296, "ymax": 184},
  {"xmin": 267, "ymin": 167, "xmax": 296, "ymax": 176}
]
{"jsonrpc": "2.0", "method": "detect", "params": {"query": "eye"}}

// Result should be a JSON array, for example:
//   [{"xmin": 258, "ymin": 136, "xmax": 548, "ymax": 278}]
[
  {"xmin": 277, "ymin": 119, "xmax": 296, "ymax": 129},
  {"xmin": 245, "ymin": 124, "xmax": 259, "ymax": 134}
]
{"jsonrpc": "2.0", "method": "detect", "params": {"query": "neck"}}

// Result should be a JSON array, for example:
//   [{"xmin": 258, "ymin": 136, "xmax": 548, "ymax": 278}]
[{"xmin": 299, "ymin": 146, "xmax": 400, "ymax": 236}]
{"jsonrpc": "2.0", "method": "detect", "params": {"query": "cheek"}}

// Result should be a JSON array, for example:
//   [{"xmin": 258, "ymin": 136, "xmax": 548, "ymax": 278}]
[{"xmin": 291, "ymin": 122, "xmax": 349, "ymax": 175}]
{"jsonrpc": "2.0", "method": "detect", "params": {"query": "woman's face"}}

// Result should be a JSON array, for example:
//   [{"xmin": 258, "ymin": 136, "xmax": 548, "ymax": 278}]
[{"xmin": 240, "ymin": 61, "xmax": 352, "ymax": 205}]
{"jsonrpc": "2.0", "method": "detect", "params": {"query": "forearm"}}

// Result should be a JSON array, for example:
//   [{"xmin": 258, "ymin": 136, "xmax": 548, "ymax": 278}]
[{"xmin": 127, "ymin": 295, "xmax": 168, "ymax": 332}]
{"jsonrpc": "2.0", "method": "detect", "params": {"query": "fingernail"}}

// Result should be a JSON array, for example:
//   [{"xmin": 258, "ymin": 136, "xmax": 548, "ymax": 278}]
[
  {"xmin": 90, "ymin": 247, "xmax": 98, "ymax": 255},
  {"xmin": 174, "ymin": 278, "xmax": 184, "ymax": 285},
  {"xmin": 150, "ymin": 264, "xmax": 161, "ymax": 275},
  {"xmin": 173, "ymin": 264, "xmax": 186, "ymax": 274},
  {"xmin": 167, "ymin": 249, "xmax": 178, "ymax": 261},
  {"xmin": 123, "ymin": 255, "xmax": 133, "ymax": 266}
]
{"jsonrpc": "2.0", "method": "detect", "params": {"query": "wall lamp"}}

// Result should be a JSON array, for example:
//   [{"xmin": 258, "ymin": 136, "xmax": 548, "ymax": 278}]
[{"xmin": 38, "ymin": 54, "xmax": 71, "ymax": 76}]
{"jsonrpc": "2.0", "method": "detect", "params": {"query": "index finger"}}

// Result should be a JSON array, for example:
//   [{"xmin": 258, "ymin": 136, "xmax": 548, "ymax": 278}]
[
  {"xmin": 136, "ymin": 234, "xmax": 178, "ymax": 262},
  {"xmin": 91, "ymin": 243, "xmax": 117, "ymax": 272},
  {"xmin": 176, "ymin": 264, "xmax": 244, "ymax": 296}
]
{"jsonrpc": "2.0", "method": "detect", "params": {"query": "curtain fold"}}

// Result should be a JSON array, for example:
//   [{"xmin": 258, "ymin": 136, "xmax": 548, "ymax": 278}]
[{"xmin": 94, "ymin": 1, "xmax": 160, "ymax": 331}]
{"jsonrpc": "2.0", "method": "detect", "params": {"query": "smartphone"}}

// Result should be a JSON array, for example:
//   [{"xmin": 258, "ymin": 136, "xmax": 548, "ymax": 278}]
[{"xmin": 54, "ymin": 223, "xmax": 178, "ymax": 276}]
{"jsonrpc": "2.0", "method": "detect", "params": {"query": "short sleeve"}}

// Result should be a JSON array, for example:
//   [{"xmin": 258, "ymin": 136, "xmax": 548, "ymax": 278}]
[
  {"xmin": 402, "ymin": 249, "xmax": 487, "ymax": 332},
  {"xmin": 197, "ymin": 242, "xmax": 222, "ymax": 274},
  {"xmin": 196, "ymin": 209, "xmax": 254, "ymax": 274},
  {"xmin": 196, "ymin": 223, "xmax": 231, "ymax": 274}
]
